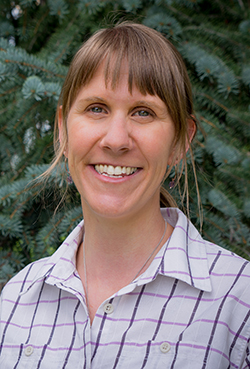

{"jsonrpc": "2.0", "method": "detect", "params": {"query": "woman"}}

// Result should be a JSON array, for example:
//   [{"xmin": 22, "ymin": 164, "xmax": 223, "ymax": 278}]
[{"xmin": 0, "ymin": 22, "xmax": 250, "ymax": 369}]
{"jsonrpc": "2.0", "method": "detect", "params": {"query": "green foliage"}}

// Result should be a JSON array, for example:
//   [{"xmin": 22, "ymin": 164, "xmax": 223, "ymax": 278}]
[
  {"xmin": 0, "ymin": 0, "xmax": 250, "ymax": 286},
  {"xmin": 144, "ymin": 12, "xmax": 182, "ymax": 39}
]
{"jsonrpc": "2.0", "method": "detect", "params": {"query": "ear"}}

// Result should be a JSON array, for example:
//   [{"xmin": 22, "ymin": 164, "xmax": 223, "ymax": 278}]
[
  {"xmin": 167, "ymin": 117, "xmax": 196, "ymax": 166},
  {"xmin": 186, "ymin": 117, "xmax": 196, "ymax": 150},
  {"xmin": 58, "ymin": 105, "xmax": 68, "ymax": 158}
]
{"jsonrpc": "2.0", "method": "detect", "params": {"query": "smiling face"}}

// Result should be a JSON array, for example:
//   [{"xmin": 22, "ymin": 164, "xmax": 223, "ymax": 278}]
[{"xmin": 60, "ymin": 64, "xmax": 176, "ymax": 222}]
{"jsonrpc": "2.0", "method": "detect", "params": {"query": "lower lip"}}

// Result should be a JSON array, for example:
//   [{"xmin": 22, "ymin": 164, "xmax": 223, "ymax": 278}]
[{"xmin": 89, "ymin": 165, "xmax": 141, "ymax": 182}]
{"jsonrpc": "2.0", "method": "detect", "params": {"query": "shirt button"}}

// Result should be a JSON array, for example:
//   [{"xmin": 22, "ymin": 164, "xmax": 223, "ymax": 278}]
[
  {"xmin": 160, "ymin": 342, "xmax": 171, "ymax": 353},
  {"xmin": 103, "ymin": 303, "xmax": 114, "ymax": 314},
  {"xmin": 24, "ymin": 346, "xmax": 34, "ymax": 356}
]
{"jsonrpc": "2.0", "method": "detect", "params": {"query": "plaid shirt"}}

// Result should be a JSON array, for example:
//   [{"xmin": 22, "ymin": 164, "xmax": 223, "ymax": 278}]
[{"xmin": 1, "ymin": 208, "xmax": 250, "ymax": 369}]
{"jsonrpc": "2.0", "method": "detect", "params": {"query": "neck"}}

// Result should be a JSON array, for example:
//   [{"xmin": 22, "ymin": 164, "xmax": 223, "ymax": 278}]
[
  {"xmin": 77, "ymin": 204, "xmax": 172, "ymax": 284},
  {"xmin": 84, "ymin": 205, "xmax": 165, "ymax": 255},
  {"xmin": 76, "ymin": 205, "xmax": 173, "ymax": 322}
]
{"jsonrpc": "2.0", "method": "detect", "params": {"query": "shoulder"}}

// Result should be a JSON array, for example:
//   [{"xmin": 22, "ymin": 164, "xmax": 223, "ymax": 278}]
[
  {"xmin": 0, "ymin": 257, "xmax": 51, "ymax": 305},
  {"xmin": 0, "ymin": 219, "xmax": 84, "ymax": 310},
  {"xmin": 162, "ymin": 207, "xmax": 250, "ymax": 293},
  {"xmin": 165, "ymin": 207, "xmax": 250, "ymax": 268},
  {"xmin": 204, "ymin": 240, "xmax": 250, "ymax": 289},
  {"xmin": 0, "ymin": 257, "xmax": 52, "ymax": 338}
]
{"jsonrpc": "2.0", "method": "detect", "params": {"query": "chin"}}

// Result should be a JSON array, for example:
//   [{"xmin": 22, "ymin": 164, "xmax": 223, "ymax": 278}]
[
  {"xmin": 82, "ymin": 195, "xmax": 142, "ymax": 221},
  {"xmin": 83, "ymin": 196, "xmax": 123, "ymax": 214}
]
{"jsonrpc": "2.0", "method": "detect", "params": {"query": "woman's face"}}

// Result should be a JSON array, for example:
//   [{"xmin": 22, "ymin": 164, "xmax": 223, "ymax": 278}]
[{"xmin": 60, "ymin": 64, "xmax": 176, "ymax": 221}]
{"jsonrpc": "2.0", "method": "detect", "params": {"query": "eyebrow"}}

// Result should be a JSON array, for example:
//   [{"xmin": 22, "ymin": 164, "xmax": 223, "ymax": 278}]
[
  {"xmin": 134, "ymin": 100, "xmax": 164, "ymax": 110},
  {"xmin": 76, "ymin": 97, "xmax": 163, "ymax": 107},
  {"xmin": 74, "ymin": 97, "xmax": 167, "ymax": 115},
  {"xmin": 77, "ymin": 97, "xmax": 106, "ymax": 105}
]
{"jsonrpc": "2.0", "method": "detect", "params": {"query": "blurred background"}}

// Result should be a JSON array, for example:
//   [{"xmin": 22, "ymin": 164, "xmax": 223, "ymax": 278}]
[{"xmin": 0, "ymin": 0, "xmax": 249, "ymax": 288}]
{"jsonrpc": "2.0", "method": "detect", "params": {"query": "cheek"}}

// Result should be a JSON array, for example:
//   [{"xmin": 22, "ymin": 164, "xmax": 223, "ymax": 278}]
[
  {"xmin": 142, "ymin": 143, "xmax": 173, "ymax": 182},
  {"xmin": 148, "ymin": 132, "xmax": 176, "ymax": 167},
  {"xmin": 66, "ymin": 124, "xmax": 89, "ymax": 156}
]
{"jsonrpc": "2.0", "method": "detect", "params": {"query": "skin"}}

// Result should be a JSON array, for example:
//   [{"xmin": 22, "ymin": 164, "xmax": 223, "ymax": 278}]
[{"xmin": 59, "ymin": 63, "xmax": 195, "ymax": 322}]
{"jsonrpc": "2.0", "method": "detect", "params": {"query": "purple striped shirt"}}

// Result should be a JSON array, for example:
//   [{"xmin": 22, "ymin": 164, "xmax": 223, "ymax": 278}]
[{"xmin": 1, "ymin": 208, "xmax": 250, "ymax": 368}]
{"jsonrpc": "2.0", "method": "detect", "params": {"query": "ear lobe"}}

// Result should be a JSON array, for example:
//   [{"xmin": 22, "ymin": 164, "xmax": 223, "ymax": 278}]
[{"xmin": 58, "ymin": 105, "xmax": 68, "ymax": 157}]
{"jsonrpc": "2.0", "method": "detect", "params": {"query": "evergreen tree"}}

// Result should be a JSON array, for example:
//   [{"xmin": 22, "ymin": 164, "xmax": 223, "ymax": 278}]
[{"xmin": 0, "ymin": 0, "xmax": 250, "ymax": 286}]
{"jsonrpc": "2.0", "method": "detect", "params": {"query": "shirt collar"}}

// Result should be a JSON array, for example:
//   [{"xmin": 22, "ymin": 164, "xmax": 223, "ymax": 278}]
[
  {"xmin": 19, "ymin": 221, "xmax": 84, "ymax": 296},
  {"xmin": 135, "ymin": 208, "xmax": 212, "ymax": 292},
  {"xmin": 20, "ymin": 208, "xmax": 212, "ymax": 296}
]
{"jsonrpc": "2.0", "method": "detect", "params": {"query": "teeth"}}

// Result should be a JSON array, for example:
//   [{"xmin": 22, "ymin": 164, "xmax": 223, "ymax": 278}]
[
  {"xmin": 95, "ymin": 164, "xmax": 137, "ymax": 177},
  {"xmin": 114, "ymin": 166, "xmax": 122, "ymax": 175},
  {"xmin": 107, "ymin": 165, "xmax": 114, "ymax": 175}
]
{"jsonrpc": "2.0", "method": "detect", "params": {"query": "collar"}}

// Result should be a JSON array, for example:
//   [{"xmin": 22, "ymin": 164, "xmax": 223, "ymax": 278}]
[
  {"xmin": 19, "ymin": 208, "xmax": 212, "ymax": 297},
  {"xmin": 19, "ymin": 221, "xmax": 84, "ymax": 296},
  {"xmin": 135, "ymin": 208, "xmax": 212, "ymax": 292}
]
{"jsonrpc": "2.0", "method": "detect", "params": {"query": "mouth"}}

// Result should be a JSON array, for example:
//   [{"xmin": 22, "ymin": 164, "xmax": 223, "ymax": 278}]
[{"xmin": 94, "ymin": 164, "xmax": 138, "ymax": 178}]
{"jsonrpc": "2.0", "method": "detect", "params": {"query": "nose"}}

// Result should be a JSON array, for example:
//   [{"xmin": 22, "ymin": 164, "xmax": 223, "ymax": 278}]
[{"xmin": 100, "ymin": 115, "xmax": 133, "ymax": 154}]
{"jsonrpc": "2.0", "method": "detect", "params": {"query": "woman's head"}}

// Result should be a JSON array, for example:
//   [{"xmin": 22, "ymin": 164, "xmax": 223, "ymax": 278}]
[{"xmin": 53, "ymin": 22, "xmax": 197, "ymax": 208}]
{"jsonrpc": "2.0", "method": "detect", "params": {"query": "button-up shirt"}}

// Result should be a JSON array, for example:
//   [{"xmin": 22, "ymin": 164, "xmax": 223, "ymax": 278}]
[{"xmin": 1, "ymin": 208, "xmax": 250, "ymax": 369}]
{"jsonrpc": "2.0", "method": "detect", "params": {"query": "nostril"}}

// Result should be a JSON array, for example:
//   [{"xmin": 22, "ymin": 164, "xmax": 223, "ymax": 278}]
[{"xmin": 101, "ymin": 142, "xmax": 131, "ymax": 153}]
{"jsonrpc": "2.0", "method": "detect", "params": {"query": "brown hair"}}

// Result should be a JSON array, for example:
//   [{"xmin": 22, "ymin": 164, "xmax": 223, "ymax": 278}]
[{"xmin": 46, "ymin": 21, "xmax": 199, "ymax": 213}]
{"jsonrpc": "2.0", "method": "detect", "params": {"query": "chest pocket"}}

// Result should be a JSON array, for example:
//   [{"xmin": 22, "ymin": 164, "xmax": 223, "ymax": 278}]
[
  {"xmin": 0, "ymin": 344, "xmax": 67, "ymax": 369},
  {"xmin": 114, "ymin": 339, "xmax": 234, "ymax": 369},
  {"xmin": 108, "ymin": 339, "xmax": 173, "ymax": 369}
]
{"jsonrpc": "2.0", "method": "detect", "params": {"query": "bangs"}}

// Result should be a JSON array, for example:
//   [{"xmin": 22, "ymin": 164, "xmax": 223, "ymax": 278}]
[
  {"xmin": 66, "ymin": 25, "xmax": 178, "ymax": 106},
  {"xmin": 102, "ymin": 32, "xmax": 160, "ymax": 97},
  {"xmin": 101, "ymin": 27, "xmax": 178, "ymax": 107}
]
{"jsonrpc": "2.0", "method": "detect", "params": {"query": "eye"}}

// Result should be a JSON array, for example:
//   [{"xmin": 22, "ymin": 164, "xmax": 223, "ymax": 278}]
[
  {"xmin": 88, "ymin": 106, "xmax": 106, "ymax": 114},
  {"xmin": 136, "ymin": 110, "xmax": 150, "ymax": 117},
  {"xmin": 132, "ymin": 108, "xmax": 155, "ymax": 121}
]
